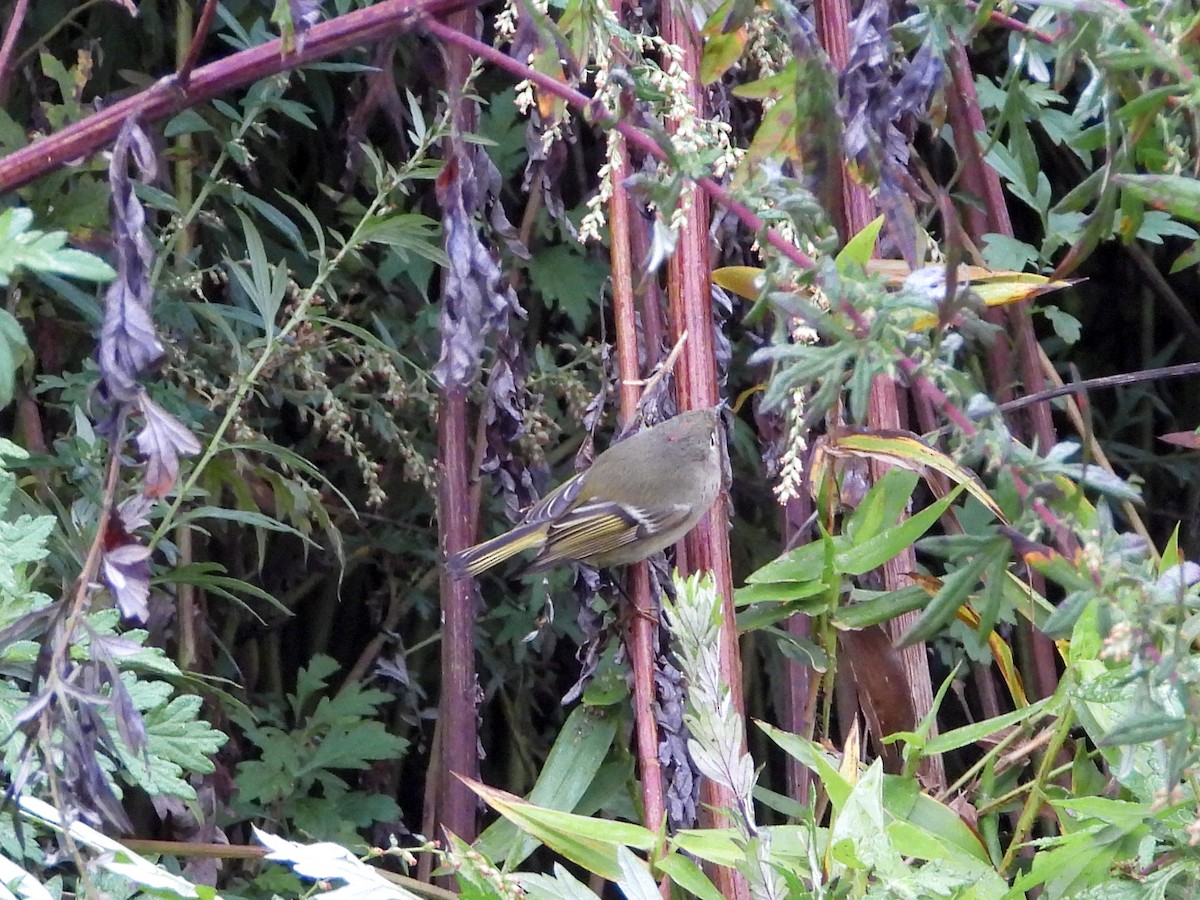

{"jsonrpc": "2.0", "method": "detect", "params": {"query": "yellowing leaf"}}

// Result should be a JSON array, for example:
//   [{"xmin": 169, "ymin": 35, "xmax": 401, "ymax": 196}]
[
  {"xmin": 712, "ymin": 265, "xmax": 767, "ymax": 299},
  {"xmin": 701, "ymin": 30, "xmax": 747, "ymax": 84},
  {"xmin": 823, "ymin": 429, "xmax": 1007, "ymax": 523}
]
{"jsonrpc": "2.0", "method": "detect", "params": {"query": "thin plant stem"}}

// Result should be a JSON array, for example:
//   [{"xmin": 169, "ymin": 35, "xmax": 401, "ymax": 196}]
[{"xmin": 999, "ymin": 705, "xmax": 1075, "ymax": 874}]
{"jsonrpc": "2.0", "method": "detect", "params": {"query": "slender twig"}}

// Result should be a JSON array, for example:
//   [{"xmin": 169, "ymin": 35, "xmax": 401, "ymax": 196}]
[
  {"xmin": 0, "ymin": 0, "xmax": 31, "ymax": 103},
  {"xmin": 53, "ymin": 423, "xmax": 126, "ymax": 677},
  {"xmin": 609, "ymin": 90, "xmax": 668, "ymax": 862},
  {"xmin": 965, "ymin": 1, "xmax": 1056, "ymax": 44},
  {"xmin": 994, "ymin": 360, "xmax": 1200, "ymax": 416},
  {"xmin": 176, "ymin": 0, "xmax": 220, "ymax": 87},
  {"xmin": 0, "ymin": 0, "xmax": 477, "ymax": 193},
  {"xmin": 998, "ymin": 705, "xmax": 1074, "ymax": 873},
  {"xmin": 420, "ymin": 19, "xmax": 816, "ymax": 274}
]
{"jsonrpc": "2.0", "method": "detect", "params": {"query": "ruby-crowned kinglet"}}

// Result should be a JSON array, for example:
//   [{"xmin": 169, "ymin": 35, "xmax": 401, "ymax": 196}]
[{"xmin": 447, "ymin": 408, "xmax": 722, "ymax": 578}]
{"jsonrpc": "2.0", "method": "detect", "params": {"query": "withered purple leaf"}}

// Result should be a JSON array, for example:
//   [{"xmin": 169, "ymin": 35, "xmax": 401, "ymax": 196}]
[
  {"xmin": 840, "ymin": 0, "xmax": 942, "ymax": 263},
  {"xmin": 116, "ymin": 493, "xmax": 156, "ymax": 532},
  {"xmin": 102, "ymin": 541, "xmax": 152, "ymax": 622},
  {"xmin": 96, "ymin": 653, "xmax": 148, "ymax": 757},
  {"xmin": 135, "ymin": 391, "xmax": 201, "ymax": 499},
  {"xmin": 97, "ymin": 119, "xmax": 162, "ymax": 404},
  {"xmin": 433, "ymin": 142, "xmax": 524, "ymax": 389},
  {"xmin": 62, "ymin": 704, "xmax": 134, "ymax": 831}
]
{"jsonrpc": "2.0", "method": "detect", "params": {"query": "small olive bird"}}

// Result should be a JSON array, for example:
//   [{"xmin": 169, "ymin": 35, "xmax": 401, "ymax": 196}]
[{"xmin": 447, "ymin": 409, "xmax": 722, "ymax": 577}]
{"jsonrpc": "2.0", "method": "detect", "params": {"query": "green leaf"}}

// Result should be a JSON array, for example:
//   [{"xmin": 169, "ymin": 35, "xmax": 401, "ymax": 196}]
[
  {"xmin": 164, "ymin": 109, "xmax": 213, "ymax": 137},
  {"xmin": 1116, "ymin": 173, "xmax": 1200, "ymax": 224},
  {"xmin": 118, "ymin": 694, "xmax": 227, "ymax": 799},
  {"xmin": 527, "ymin": 244, "xmax": 608, "ymax": 331},
  {"xmin": 0, "ymin": 307, "xmax": 30, "ymax": 407},
  {"xmin": 656, "ymin": 852, "xmax": 723, "ymax": 900},
  {"xmin": 758, "ymin": 723, "xmax": 852, "ymax": 810},
  {"xmin": 846, "ymin": 467, "xmax": 921, "ymax": 545},
  {"xmin": 1098, "ymin": 711, "xmax": 1187, "ymax": 746},
  {"xmin": 0, "ymin": 207, "xmax": 115, "ymax": 286},
  {"xmin": 476, "ymin": 706, "xmax": 619, "ymax": 867},
  {"xmin": 838, "ymin": 486, "xmax": 963, "ymax": 576},
  {"xmin": 357, "ymin": 212, "xmax": 448, "ymax": 265},
  {"xmin": 837, "ymin": 216, "xmax": 884, "ymax": 271},
  {"xmin": 518, "ymin": 865, "xmax": 603, "ymax": 900},
  {"xmin": 231, "ymin": 211, "xmax": 286, "ymax": 335},
  {"xmin": 465, "ymin": 778, "xmax": 655, "ymax": 882},
  {"xmin": 700, "ymin": 31, "xmax": 746, "ymax": 84},
  {"xmin": 746, "ymin": 538, "xmax": 837, "ymax": 584},
  {"xmin": 292, "ymin": 654, "xmax": 340, "ymax": 709},
  {"xmin": 924, "ymin": 698, "xmax": 1052, "ymax": 755},
  {"xmin": 157, "ymin": 562, "xmax": 290, "ymax": 618},
  {"xmin": 303, "ymin": 721, "xmax": 407, "ymax": 772},
  {"xmin": 1042, "ymin": 306, "xmax": 1081, "ymax": 344},
  {"xmin": 833, "ymin": 585, "xmax": 929, "ymax": 630},
  {"xmin": 735, "ymin": 579, "xmax": 826, "ymax": 606},
  {"xmin": 1041, "ymin": 590, "xmax": 1092, "ymax": 638},
  {"xmin": 981, "ymin": 233, "xmax": 1038, "ymax": 271},
  {"xmin": 614, "ymin": 846, "xmax": 661, "ymax": 900},
  {"xmin": 174, "ymin": 505, "xmax": 317, "ymax": 546},
  {"xmin": 898, "ymin": 538, "xmax": 1009, "ymax": 647}
]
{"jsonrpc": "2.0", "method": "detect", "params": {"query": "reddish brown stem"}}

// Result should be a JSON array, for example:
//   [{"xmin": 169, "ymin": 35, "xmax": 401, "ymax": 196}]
[
  {"xmin": 0, "ymin": 0, "xmax": 476, "ymax": 193},
  {"xmin": 609, "ymin": 103, "xmax": 668, "ymax": 864},
  {"xmin": 432, "ymin": 5, "xmax": 486, "ymax": 853},
  {"xmin": 176, "ymin": 0, "xmax": 221, "ymax": 87},
  {"xmin": 965, "ymin": 1, "xmax": 1056, "ymax": 44},
  {"xmin": 0, "ymin": 0, "xmax": 30, "ymax": 104},
  {"xmin": 657, "ymin": 11, "xmax": 747, "ymax": 900},
  {"xmin": 435, "ymin": 387, "xmax": 479, "ymax": 844},
  {"xmin": 815, "ymin": 0, "xmax": 944, "ymax": 791}
]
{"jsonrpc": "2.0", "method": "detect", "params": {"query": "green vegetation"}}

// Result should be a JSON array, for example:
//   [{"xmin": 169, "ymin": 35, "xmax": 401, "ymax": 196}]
[{"xmin": 2, "ymin": 0, "xmax": 1200, "ymax": 897}]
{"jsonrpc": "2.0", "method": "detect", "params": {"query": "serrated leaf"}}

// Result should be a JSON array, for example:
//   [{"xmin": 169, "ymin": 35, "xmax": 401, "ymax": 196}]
[
  {"xmin": 304, "ymin": 722, "xmax": 407, "ymax": 773},
  {"xmin": 119, "ymin": 694, "xmax": 226, "ymax": 798},
  {"xmin": 527, "ymin": 244, "xmax": 607, "ymax": 331}
]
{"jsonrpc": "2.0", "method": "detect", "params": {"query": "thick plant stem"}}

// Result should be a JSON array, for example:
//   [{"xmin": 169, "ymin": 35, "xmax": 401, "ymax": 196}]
[
  {"xmin": 0, "ymin": 0, "xmax": 477, "ymax": 193},
  {"xmin": 433, "ymin": 7, "xmax": 484, "ymax": 850},
  {"xmin": 659, "ymin": 8, "xmax": 748, "ymax": 900},
  {"xmin": 609, "ymin": 131, "xmax": 669, "ymax": 864},
  {"xmin": 814, "ymin": 0, "xmax": 944, "ymax": 790},
  {"xmin": 435, "ymin": 387, "xmax": 479, "ymax": 844},
  {"xmin": 943, "ymin": 39, "xmax": 1062, "ymax": 700}
]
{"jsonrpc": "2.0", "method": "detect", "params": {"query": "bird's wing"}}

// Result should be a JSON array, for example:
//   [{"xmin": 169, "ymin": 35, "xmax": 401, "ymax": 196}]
[
  {"xmin": 524, "ymin": 501, "xmax": 692, "ymax": 573},
  {"xmin": 520, "ymin": 470, "xmax": 586, "ymax": 524}
]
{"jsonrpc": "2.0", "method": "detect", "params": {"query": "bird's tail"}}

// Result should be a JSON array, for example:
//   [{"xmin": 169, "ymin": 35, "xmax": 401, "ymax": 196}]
[{"xmin": 446, "ymin": 520, "xmax": 549, "ymax": 578}]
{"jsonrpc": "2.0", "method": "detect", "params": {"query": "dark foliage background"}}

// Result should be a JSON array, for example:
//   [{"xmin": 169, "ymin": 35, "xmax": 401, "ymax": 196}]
[{"xmin": 2, "ymin": 0, "xmax": 1200, "ymax": 896}]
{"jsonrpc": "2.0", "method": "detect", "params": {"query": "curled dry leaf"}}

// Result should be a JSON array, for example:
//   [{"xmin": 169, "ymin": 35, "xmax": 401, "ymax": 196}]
[
  {"xmin": 135, "ymin": 391, "xmax": 202, "ymax": 499},
  {"xmin": 98, "ymin": 119, "xmax": 162, "ymax": 404}
]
